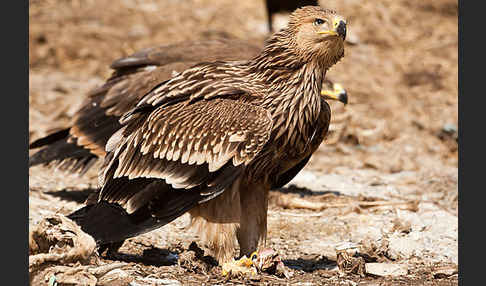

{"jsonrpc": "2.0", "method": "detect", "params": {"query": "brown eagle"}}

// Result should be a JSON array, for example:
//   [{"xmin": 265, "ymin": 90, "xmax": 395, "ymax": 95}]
[
  {"xmin": 42, "ymin": 6, "xmax": 347, "ymax": 263},
  {"xmin": 29, "ymin": 40, "xmax": 346, "ymax": 176}
]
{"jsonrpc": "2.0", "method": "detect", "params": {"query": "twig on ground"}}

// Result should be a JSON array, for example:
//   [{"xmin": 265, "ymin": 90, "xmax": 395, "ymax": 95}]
[{"xmin": 274, "ymin": 194, "xmax": 418, "ymax": 212}]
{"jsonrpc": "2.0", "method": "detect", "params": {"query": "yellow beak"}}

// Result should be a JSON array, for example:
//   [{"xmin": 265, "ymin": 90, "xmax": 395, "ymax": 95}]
[
  {"xmin": 321, "ymin": 83, "xmax": 348, "ymax": 105},
  {"xmin": 317, "ymin": 30, "xmax": 339, "ymax": 36},
  {"xmin": 317, "ymin": 18, "xmax": 347, "ymax": 39}
]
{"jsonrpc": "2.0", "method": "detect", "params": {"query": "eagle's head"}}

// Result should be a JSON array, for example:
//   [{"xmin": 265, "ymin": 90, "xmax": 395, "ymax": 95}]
[{"xmin": 282, "ymin": 6, "xmax": 347, "ymax": 68}]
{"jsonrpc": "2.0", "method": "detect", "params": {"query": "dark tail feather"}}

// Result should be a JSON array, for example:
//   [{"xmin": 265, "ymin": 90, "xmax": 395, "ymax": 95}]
[
  {"xmin": 55, "ymin": 154, "xmax": 98, "ymax": 175},
  {"xmin": 66, "ymin": 200, "xmax": 195, "ymax": 245},
  {"xmin": 67, "ymin": 202, "xmax": 161, "ymax": 245},
  {"xmin": 65, "ymin": 163, "xmax": 241, "ymax": 247},
  {"xmin": 67, "ymin": 179, "xmax": 204, "ymax": 246},
  {"xmin": 29, "ymin": 128, "xmax": 70, "ymax": 149},
  {"xmin": 29, "ymin": 135, "xmax": 98, "ymax": 175}
]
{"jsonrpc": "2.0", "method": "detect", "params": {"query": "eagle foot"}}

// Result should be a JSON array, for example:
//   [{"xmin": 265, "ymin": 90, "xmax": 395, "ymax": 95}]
[
  {"xmin": 221, "ymin": 252, "xmax": 258, "ymax": 277},
  {"xmin": 221, "ymin": 248, "xmax": 293, "ymax": 279}
]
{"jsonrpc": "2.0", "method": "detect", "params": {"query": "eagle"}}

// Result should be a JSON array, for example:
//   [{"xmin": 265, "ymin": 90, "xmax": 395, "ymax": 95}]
[{"xmin": 33, "ymin": 6, "xmax": 347, "ymax": 263}]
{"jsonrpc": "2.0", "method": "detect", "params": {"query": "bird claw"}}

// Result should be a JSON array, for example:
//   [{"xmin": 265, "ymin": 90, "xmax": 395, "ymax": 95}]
[
  {"xmin": 221, "ymin": 254, "xmax": 258, "ymax": 277},
  {"xmin": 221, "ymin": 248, "xmax": 294, "ymax": 279}
]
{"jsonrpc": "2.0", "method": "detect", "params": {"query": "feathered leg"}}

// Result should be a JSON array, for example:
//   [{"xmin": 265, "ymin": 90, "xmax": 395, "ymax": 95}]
[
  {"xmin": 189, "ymin": 176, "xmax": 270, "ymax": 264},
  {"xmin": 236, "ymin": 180, "xmax": 269, "ymax": 257},
  {"xmin": 189, "ymin": 177, "xmax": 242, "ymax": 263}
]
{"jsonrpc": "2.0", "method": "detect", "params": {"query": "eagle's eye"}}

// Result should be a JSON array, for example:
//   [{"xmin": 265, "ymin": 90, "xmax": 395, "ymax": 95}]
[
  {"xmin": 314, "ymin": 18, "xmax": 325, "ymax": 26},
  {"xmin": 251, "ymin": 252, "xmax": 258, "ymax": 260}
]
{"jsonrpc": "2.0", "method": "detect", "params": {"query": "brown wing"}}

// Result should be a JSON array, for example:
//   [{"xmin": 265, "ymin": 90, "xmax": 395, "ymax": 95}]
[
  {"xmin": 70, "ymin": 38, "xmax": 262, "ymax": 158},
  {"xmin": 29, "ymin": 38, "xmax": 261, "ymax": 174},
  {"xmin": 94, "ymin": 38, "xmax": 262, "ymax": 118},
  {"xmin": 101, "ymin": 97, "xmax": 273, "ymax": 207},
  {"xmin": 109, "ymin": 38, "xmax": 262, "ymax": 77},
  {"xmin": 68, "ymin": 62, "xmax": 199, "ymax": 157},
  {"xmin": 71, "ymin": 95, "xmax": 273, "ymax": 244}
]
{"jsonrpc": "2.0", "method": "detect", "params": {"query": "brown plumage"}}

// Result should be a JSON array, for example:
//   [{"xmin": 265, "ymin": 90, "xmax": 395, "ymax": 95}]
[
  {"xmin": 28, "ymin": 38, "xmax": 262, "ymax": 174},
  {"xmin": 29, "ymin": 37, "xmax": 346, "ymax": 176},
  {"xmin": 67, "ymin": 6, "xmax": 347, "ymax": 263}
]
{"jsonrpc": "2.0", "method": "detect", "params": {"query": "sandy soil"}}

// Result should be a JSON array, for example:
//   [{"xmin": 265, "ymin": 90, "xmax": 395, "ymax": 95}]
[{"xmin": 29, "ymin": 0, "xmax": 458, "ymax": 285}]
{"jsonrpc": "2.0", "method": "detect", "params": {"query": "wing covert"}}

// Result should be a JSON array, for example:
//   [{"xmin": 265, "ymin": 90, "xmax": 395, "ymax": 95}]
[{"xmin": 99, "ymin": 96, "xmax": 272, "ymax": 208}]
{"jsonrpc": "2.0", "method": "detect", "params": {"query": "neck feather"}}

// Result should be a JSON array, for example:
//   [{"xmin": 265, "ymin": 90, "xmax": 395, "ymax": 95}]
[{"xmin": 246, "ymin": 30, "xmax": 330, "ymax": 92}]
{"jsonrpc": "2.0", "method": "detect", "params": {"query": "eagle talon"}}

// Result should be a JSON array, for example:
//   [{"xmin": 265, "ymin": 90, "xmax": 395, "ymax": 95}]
[{"xmin": 221, "ymin": 253, "xmax": 258, "ymax": 277}]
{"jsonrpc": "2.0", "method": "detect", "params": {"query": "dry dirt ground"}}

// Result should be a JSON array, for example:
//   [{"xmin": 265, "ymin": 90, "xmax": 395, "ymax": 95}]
[{"xmin": 29, "ymin": 0, "xmax": 458, "ymax": 285}]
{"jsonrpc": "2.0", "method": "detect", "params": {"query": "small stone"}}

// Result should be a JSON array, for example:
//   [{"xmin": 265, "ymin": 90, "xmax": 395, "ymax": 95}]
[
  {"xmin": 442, "ymin": 123, "xmax": 457, "ymax": 135},
  {"xmin": 135, "ymin": 277, "xmax": 182, "ymax": 286},
  {"xmin": 365, "ymin": 263, "xmax": 408, "ymax": 277},
  {"xmin": 432, "ymin": 265, "xmax": 458, "ymax": 278},
  {"xmin": 387, "ymin": 236, "xmax": 421, "ymax": 259},
  {"xmin": 335, "ymin": 242, "xmax": 360, "ymax": 252}
]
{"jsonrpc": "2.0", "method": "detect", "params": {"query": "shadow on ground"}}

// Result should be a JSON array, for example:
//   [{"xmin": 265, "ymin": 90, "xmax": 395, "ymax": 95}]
[
  {"xmin": 104, "ymin": 247, "xmax": 179, "ymax": 267},
  {"xmin": 283, "ymin": 256, "xmax": 337, "ymax": 272},
  {"xmin": 272, "ymin": 184, "xmax": 342, "ymax": 197},
  {"xmin": 45, "ymin": 188, "xmax": 97, "ymax": 203}
]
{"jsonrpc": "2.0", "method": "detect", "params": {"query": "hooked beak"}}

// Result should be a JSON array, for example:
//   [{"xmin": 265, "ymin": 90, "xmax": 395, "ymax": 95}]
[
  {"xmin": 317, "ymin": 19, "xmax": 347, "ymax": 40},
  {"xmin": 321, "ymin": 82, "xmax": 348, "ymax": 105}
]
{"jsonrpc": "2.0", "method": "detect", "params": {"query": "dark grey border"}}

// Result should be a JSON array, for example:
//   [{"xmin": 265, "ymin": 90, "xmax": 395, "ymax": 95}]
[
  {"xmin": 2, "ymin": 0, "xmax": 29, "ymax": 283},
  {"xmin": 458, "ymin": 0, "xmax": 480, "ymax": 285}
]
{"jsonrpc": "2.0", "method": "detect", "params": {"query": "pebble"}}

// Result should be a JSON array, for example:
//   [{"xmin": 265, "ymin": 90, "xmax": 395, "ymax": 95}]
[{"xmin": 365, "ymin": 263, "xmax": 408, "ymax": 277}]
